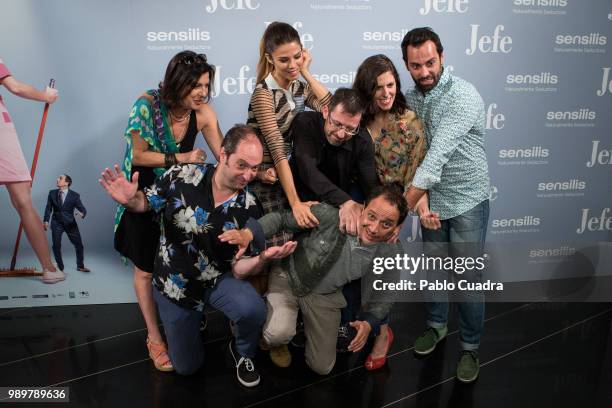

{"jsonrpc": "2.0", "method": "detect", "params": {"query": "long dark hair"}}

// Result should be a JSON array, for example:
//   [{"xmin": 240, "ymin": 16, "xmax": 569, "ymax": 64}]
[
  {"xmin": 159, "ymin": 51, "xmax": 215, "ymax": 109},
  {"xmin": 256, "ymin": 22, "xmax": 301, "ymax": 83},
  {"xmin": 352, "ymin": 54, "xmax": 408, "ymax": 126}
]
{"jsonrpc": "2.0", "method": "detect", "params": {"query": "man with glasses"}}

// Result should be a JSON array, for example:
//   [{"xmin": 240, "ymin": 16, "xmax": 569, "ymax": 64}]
[
  {"xmin": 266, "ymin": 88, "xmax": 379, "ymax": 368},
  {"xmin": 289, "ymin": 87, "xmax": 379, "ymax": 236},
  {"xmin": 221, "ymin": 184, "xmax": 406, "ymax": 375}
]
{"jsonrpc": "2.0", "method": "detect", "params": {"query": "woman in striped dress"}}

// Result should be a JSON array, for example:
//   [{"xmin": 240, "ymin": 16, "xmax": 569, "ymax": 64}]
[{"xmin": 247, "ymin": 22, "xmax": 331, "ymax": 243}]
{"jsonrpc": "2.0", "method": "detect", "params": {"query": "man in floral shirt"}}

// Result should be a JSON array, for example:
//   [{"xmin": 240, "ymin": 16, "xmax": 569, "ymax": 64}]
[{"xmin": 100, "ymin": 124, "xmax": 296, "ymax": 387}]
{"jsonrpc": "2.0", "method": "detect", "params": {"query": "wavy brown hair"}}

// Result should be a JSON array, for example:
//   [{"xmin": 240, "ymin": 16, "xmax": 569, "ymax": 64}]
[
  {"xmin": 159, "ymin": 51, "xmax": 215, "ymax": 109},
  {"xmin": 352, "ymin": 54, "xmax": 408, "ymax": 126}
]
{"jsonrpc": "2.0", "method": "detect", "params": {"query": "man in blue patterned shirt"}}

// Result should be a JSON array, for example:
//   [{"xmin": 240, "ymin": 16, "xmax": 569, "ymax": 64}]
[
  {"xmin": 100, "ymin": 125, "xmax": 296, "ymax": 388},
  {"xmin": 401, "ymin": 27, "xmax": 490, "ymax": 383}
]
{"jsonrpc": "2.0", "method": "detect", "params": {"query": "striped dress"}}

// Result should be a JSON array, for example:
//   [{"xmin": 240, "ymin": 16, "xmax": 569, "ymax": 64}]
[{"xmin": 247, "ymin": 73, "xmax": 331, "ymax": 245}]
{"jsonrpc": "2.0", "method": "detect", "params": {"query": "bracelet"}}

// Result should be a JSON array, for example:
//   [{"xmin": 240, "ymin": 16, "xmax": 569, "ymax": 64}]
[{"xmin": 164, "ymin": 153, "xmax": 178, "ymax": 168}]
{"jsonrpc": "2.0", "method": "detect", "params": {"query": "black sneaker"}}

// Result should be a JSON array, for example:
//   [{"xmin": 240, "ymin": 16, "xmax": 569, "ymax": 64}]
[
  {"xmin": 336, "ymin": 324, "xmax": 357, "ymax": 353},
  {"xmin": 229, "ymin": 340, "xmax": 260, "ymax": 387}
]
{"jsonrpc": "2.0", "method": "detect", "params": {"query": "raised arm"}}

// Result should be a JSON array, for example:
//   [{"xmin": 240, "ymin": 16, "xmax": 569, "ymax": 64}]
[
  {"xmin": 249, "ymin": 87, "xmax": 319, "ymax": 228},
  {"xmin": 198, "ymin": 104, "xmax": 223, "ymax": 161},
  {"xmin": 300, "ymin": 49, "xmax": 331, "ymax": 111},
  {"xmin": 0, "ymin": 76, "xmax": 58, "ymax": 104},
  {"xmin": 99, "ymin": 165, "xmax": 149, "ymax": 213},
  {"xmin": 232, "ymin": 241, "xmax": 297, "ymax": 279}
]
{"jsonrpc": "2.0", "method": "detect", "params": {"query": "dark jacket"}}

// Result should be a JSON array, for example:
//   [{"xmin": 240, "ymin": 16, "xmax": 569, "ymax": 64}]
[
  {"xmin": 250, "ymin": 203, "xmax": 398, "ymax": 326},
  {"xmin": 289, "ymin": 111, "xmax": 379, "ymax": 206},
  {"xmin": 43, "ymin": 189, "xmax": 86, "ymax": 226}
]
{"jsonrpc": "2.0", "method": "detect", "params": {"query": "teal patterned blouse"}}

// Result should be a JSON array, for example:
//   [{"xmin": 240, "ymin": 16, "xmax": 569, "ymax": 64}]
[{"xmin": 113, "ymin": 90, "xmax": 180, "ymax": 232}]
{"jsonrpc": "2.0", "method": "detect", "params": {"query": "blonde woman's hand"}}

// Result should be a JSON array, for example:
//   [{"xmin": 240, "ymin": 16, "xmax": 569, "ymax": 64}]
[
  {"xmin": 292, "ymin": 201, "xmax": 319, "ymax": 229},
  {"xmin": 299, "ymin": 48, "xmax": 312, "ymax": 75},
  {"xmin": 256, "ymin": 167, "xmax": 277, "ymax": 184}
]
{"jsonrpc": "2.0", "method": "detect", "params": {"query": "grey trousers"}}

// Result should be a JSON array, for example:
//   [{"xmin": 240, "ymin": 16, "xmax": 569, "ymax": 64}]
[{"xmin": 263, "ymin": 264, "xmax": 347, "ymax": 375}]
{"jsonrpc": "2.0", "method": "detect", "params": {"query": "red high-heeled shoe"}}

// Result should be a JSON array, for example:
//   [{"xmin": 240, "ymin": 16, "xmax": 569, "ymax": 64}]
[{"xmin": 364, "ymin": 326, "xmax": 394, "ymax": 371}]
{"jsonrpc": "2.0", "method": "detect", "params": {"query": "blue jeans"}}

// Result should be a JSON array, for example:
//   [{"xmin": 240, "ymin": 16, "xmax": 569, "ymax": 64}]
[
  {"xmin": 421, "ymin": 199, "xmax": 489, "ymax": 351},
  {"xmin": 340, "ymin": 278, "xmax": 388, "ymax": 336},
  {"xmin": 153, "ymin": 273, "xmax": 266, "ymax": 375}
]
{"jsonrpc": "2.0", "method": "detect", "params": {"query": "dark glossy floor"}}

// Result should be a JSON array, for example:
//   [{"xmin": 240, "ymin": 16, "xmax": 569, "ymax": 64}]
[{"xmin": 1, "ymin": 301, "xmax": 611, "ymax": 408}]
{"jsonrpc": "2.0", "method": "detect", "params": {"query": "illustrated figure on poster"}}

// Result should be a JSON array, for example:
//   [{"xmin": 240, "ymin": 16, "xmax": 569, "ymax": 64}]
[
  {"xmin": 0, "ymin": 57, "xmax": 63, "ymax": 283},
  {"xmin": 43, "ymin": 174, "xmax": 90, "ymax": 273}
]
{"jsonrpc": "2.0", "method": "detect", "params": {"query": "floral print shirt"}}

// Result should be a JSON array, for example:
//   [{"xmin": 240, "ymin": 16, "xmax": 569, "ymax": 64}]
[
  {"xmin": 406, "ymin": 69, "xmax": 490, "ymax": 220},
  {"xmin": 371, "ymin": 110, "xmax": 428, "ymax": 191},
  {"xmin": 145, "ymin": 163, "xmax": 263, "ymax": 310}
]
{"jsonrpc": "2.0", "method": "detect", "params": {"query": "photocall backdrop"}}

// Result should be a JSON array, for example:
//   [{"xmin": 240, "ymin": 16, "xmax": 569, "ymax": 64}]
[{"xmin": 1, "ymin": 0, "xmax": 610, "ymax": 307}]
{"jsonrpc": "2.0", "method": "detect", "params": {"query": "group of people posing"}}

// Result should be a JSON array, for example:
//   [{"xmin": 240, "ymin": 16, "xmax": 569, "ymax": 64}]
[{"xmin": 96, "ymin": 24, "xmax": 491, "ymax": 387}]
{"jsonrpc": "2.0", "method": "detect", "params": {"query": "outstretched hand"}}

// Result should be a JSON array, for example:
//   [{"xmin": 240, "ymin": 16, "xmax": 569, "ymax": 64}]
[
  {"xmin": 348, "ymin": 320, "xmax": 372, "ymax": 352},
  {"xmin": 99, "ymin": 164, "xmax": 139, "ymax": 205},
  {"xmin": 260, "ymin": 241, "xmax": 297, "ymax": 262}
]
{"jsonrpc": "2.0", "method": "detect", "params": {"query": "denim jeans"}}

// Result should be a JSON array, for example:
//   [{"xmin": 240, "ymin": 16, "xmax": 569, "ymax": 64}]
[
  {"xmin": 340, "ymin": 278, "xmax": 388, "ymax": 336},
  {"xmin": 153, "ymin": 273, "xmax": 266, "ymax": 375},
  {"xmin": 421, "ymin": 199, "xmax": 489, "ymax": 351}
]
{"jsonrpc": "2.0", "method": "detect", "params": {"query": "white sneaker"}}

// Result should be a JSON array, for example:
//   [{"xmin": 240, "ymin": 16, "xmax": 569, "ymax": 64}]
[{"xmin": 42, "ymin": 269, "xmax": 66, "ymax": 284}]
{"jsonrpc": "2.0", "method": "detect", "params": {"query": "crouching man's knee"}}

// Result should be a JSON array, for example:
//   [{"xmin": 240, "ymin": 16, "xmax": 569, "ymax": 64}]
[
  {"xmin": 306, "ymin": 355, "xmax": 335, "ymax": 376},
  {"xmin": 262, "ymin": 322, "xmax": 295, "ymax": 347},
  {"xmin": 172, "ymin": 354, "xmax": 204, "ymax": 376}
]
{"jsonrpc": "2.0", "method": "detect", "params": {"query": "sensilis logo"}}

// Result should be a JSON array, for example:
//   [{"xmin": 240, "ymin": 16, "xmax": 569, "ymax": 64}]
[
  {"xmin": 537, "ymin": 180, "xmax": 586, "ymax": 191},
  {"xmin": 499, "ymin": 146, "xmax": 549, "ymax": 159},
  {"xmin": 507, "ymin": 72, "xmax": 558, "ymax": 85},
  {"xmin": 147, "ymin": 28, "xmax": 210, "ymax": 42},
  {"xmin": 529, "ymin": 246, "xmax": 575, "ymax": 258},
  {"xmin": 555, "ymin": 33, "xmax": 607, "ymax": 46},
  {"xmin": 492, "ymin": 216, "xmax": 540, "ymax": 228},
  {"xmin": 514, "ymin": 0, "xmax": 567, "ymax": 6},
  {"xmin": 363, "ymin": 29, "xmax": 409, "ymax": 42},
  {"xmin": 546, "ymin": 109, "xmax": 596, "ymax": 121}
]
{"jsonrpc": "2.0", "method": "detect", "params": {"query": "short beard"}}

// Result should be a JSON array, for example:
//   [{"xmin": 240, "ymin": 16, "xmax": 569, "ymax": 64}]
[{"xmin": 414, "ymin": 66, "xmax": 444, "ymax": 93}]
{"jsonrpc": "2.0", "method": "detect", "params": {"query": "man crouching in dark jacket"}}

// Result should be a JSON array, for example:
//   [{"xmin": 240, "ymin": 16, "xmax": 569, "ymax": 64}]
[{"xmin": 220, "ymin": 184, "xmax": 407, "ymax": 375}]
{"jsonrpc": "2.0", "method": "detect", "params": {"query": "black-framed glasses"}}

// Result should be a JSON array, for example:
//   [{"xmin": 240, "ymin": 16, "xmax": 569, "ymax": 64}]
[{"xmin": 327, "ymin": 112, "xmax": 360, "ymax": 136}]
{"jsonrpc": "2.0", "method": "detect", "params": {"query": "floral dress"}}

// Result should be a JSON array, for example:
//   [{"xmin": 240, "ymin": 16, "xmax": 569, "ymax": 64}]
[{"xmin": 371, "ymin": 110, "xmax": 428, "ymax": 190}]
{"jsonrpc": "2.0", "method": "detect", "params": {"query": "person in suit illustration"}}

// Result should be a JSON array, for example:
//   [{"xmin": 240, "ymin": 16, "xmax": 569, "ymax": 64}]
[{"xmin": 43, "ymin": 174, "xmax": 90, "ymax": 275}]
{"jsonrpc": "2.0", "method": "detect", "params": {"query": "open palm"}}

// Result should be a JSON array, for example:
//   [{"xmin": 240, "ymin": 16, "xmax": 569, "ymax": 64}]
[{"xmin": 99, "ymin": 164, "xmax": 139, "ymax": 206}]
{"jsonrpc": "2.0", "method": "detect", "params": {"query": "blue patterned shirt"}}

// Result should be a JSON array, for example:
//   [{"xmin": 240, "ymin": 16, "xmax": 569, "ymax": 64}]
[
  {"xmin": 145, "ymin": 163, "xmax": 263, "ymax": 310},
  {"xmin": 406, "ymin": 69, "xmax": 490, "ymax": 220}
]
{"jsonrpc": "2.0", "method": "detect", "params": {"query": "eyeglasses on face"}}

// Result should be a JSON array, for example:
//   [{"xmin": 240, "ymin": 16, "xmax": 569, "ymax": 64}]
[{"xmin": 327, "ymin": 112, "xmax": 360, "ymax": 136}]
